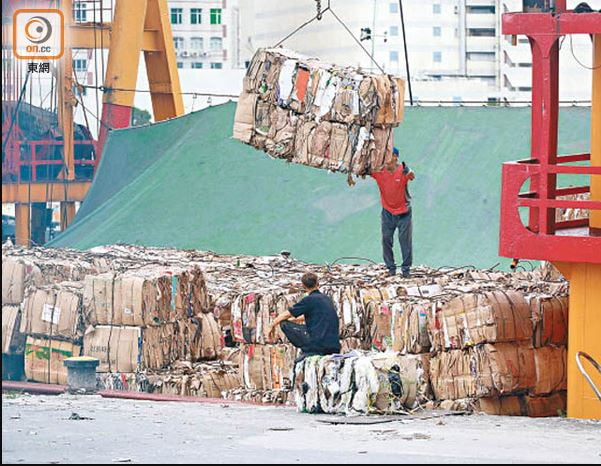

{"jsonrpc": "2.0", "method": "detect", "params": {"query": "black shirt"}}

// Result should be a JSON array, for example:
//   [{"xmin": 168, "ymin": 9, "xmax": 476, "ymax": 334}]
[{"xmin": 289, "ymin": 290, "xmax": 341, "ymax": 352}]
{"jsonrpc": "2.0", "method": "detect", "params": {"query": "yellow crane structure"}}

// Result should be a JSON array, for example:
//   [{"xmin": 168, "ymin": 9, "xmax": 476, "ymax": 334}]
[{"xmin": 2, "ymin": 0, "xmax": 183, "ymax": 247}]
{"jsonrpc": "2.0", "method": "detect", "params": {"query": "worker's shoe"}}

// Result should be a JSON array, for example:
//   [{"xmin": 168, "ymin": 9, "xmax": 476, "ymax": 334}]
[
  {"xmin": 386, "ymin": 269, "xmax": 396, "ymax": 277},
  {"xmin": 401, "ymin": 269, "xmax": 411, "ymax": 278}
]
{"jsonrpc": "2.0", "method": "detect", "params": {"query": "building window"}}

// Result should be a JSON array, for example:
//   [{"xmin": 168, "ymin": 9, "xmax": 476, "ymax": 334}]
[
  {"xmin": 190, "ymin": 37, "xmax": 204, "ymax": 50},
  {"xmin": 389, "ymin": 26, "xmax": 399, "ymax": 36},
  {"xmin": 433, "ymin": 51, "xmax": 442, "ymax": 62},
  {"xmin": 210, "ymin": 37, "xmax": 223, "ymax": 51},
  {"xmin": 173, "ymin": 37, "xmax": 184, "ymax": 50},
  {"xmin": 171, "ymin": 8, "xmax": 183, "ymax": 25},
  {"xmin": 389, "ymin": 2, "xmax": 398, "ymax": 13},
  {"xmin": 389, "ymin": 51, "xmax": 399, "ymax": 62},
  {"xmin": 192, "ymin": 62, "xmax": 204, "ymax": 69},
  {"xmin": 210, "ymin": 62, "xmax": 223, "ymax": 69},
  {"xmin": 467, "ymin": 5, "xmax": 496, "ymax": 14},
  {"xmin": 467, "ymin": 52, "xmax": 496, "ymax": 62},
  {"xmin": 210, "ymin": 8, "xmax": 222, "ymax": 25},
  {"xmin": 73, "ymin": 58, "xmax": 87, "ymax": 72},
  {"xmin": 73, "ymin": 2, "xmax": 87, "ymax": 22},
  {"xmin": 433, "ymin": 27, "xmax": 441, "ymax": 37},
  {"xmin": 468, "ymin": 28, "xmax": 495, "ymax": 37},
  {"xmin": 177, "ymin": 62, "xmax": 184, "ymax": 69},
  {"xmin": 191, "ymin": 8, "xmax": 202, "ymax": 25},
  {"xmin": 433, "ymin": 4, "xmax": 441, "ymax": 14}
]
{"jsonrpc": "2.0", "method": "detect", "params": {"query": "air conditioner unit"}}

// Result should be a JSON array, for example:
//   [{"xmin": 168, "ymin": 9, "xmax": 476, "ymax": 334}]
[
  {"xmin": 191, "ymin": 52, "xmax": 198, "ymax": 57},
  {"xmin": 201, "ymin": 51, "xmax": 209, "ymax": 57},
  {"xmin": 181, "ymin": 51, "xmax": 189, "ymax": 57}
]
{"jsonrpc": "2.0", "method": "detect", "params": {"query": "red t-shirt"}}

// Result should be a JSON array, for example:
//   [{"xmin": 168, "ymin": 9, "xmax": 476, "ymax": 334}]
[{"xmin": 371, "ymin": 166, "xmax": 411, "ymax": 215}]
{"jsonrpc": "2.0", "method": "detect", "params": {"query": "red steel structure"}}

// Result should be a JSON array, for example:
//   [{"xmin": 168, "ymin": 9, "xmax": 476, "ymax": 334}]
[
  {"xmin": 500, "ymin": 1, "xmax": 601, "ymax": 419},
  {"xmin": 500, "ymin": 1, "xmax": 601, "ymax": 262}
]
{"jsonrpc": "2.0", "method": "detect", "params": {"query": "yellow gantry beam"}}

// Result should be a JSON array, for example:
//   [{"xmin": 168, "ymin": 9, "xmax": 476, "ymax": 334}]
[
  {"xmin": 4, "ymin": 24, "xmax": 162, "ymax": 52},
  {"xmin": 2, "ymin": 182, "xmax": 92, "ymax": 204}
]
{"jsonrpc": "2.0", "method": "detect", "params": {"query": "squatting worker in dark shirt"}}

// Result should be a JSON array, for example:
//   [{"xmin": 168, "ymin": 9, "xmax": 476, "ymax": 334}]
[
  {"xmin": 371, "ymin": 146, "xmax": 415, "ymax": 278},
  {"xmin": 269, "ymin": 272, "xmax": 341, "ymax": 362}
]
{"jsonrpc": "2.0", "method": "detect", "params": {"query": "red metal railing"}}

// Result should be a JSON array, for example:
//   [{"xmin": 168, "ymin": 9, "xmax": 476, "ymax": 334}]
[
  {"xmin": 499, "ymin": 153, "xmax": 601, "ymax": 264},
  {"xmin": 3, "ymin": 140, "xmax": 98, "ymax": 183}
]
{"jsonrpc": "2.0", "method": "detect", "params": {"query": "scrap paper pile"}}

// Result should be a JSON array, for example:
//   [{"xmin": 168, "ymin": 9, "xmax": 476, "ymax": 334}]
[
  {"xmin": 2, "ymin": 244, "xmax": 569, "ymax": 416},
  {"xmin": 233, "ymin": 48, "xmax": 405, "ymax": 177}
]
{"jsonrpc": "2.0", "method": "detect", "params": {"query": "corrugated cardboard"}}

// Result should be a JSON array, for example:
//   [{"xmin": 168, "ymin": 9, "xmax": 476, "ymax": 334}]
[
  {"xmin": 2, "ymin": 305, "xmax": 26, "ymax": 354},
  {"xmin": 24, "ymin": 336, "xmax": 80, "ymax": 385},
  {"xmin": 83, "ymin": 326, "xmax": 141, "ymax": 373},
  {"xmin": 532, "ymin": 346, "xmax": 567, "ymax": 395},
  {"xmin": 20, "ymin": 283, "xmax": 83, "ymax": 341}
]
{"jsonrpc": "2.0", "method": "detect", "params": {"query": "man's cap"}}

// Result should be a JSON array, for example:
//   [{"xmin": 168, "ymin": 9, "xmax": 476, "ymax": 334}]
[{"xmin": 392, "ymin": 147, "xmax": 399, "ymax": 157}]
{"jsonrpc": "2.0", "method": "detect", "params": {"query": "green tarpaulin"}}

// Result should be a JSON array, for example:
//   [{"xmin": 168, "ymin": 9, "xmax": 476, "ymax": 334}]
[{"xmin": 49, "ymin": 102, "xmax": 591, "ymax": 269}]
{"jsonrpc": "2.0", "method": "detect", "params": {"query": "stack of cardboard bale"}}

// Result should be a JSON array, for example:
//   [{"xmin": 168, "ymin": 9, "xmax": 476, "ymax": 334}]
[
  {"xmin": 2, "ymin": 251, "xmax": 101, "ymax": 383},
  {"xmin": 427, "ymin": 277, "xmax": 569, "ymax": 416},
  {"xmin": 82, "ymin": 265, "xmax": 218, "ymax": 373},
  {"xmin": 233, "ymin": 48, "xmax": 405, "ymax": 177},
  {"xmin": 230, "ymin": 290, "xmax": 300, "ymax": 395},
  {"xmin": 291, "ymin": 269, "xmax": 569, "ymax": 416},
  {"xmin": 2, "ymin": 245, "xmax": 571, "ymax": 417}
]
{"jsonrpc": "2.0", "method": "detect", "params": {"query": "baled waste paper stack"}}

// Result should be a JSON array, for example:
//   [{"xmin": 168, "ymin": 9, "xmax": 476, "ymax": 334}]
[
  {"xmin": 292, "ymin": 272, "xmax": 570, "ymax": 416},
  {"xmin": 82, "ymin": 265, "xmax": 221, "ymax": 374},
  {"xmin": 233, "ymin": 48, "xmax": 405, "ymax": 177},
  {"xmin": 2, "ymin": 246, "xmax": 570, "ymax": 416},
  {"xmin": 2, "ymin": 250, "xmax": 100, "ymax": 383}
]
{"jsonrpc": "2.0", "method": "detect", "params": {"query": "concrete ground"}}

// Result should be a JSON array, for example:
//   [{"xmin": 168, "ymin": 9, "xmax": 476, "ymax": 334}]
[{"xmin": 2, "ymin": 393, "xmax": 600, "ymax": 464}]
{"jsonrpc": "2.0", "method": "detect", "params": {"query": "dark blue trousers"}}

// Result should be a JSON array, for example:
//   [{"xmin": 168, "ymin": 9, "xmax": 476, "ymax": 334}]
[{"xmin": 381, "ymin": 208, "xmax": 413, "ymax": 275}]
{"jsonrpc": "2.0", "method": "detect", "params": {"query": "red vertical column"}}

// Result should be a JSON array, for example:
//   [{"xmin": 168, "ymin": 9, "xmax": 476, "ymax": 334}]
[{"xmin": 529, "ymin": 34, "xmax": 560, "ymax": 235}]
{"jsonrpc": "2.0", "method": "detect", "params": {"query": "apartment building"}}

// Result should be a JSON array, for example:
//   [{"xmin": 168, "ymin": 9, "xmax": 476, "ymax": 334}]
[
  {"xmin": 168, "ymin": 0, "xmax": 241, "ymax": 70},
  {"xmin": 240, "ymin": 0, "xmax": 597, "ymax": 103}
]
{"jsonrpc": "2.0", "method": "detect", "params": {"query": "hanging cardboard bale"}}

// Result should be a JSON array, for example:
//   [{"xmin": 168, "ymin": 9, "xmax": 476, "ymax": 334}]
[
  {"xmin": 233, "ymin": 48, "xmax": 405, "ymax": 176},
  {"xmin": 2, "ymin": 305, "xmax": 27, "ymax": 354},
  {"xmin": 436, "ymin": 291, "xmax": 533, "ymax": 350},
  {"xmin": 24, "ymin": 336, "xmax": 80, "ymax": 385},
  {"xmin": 20, "ymin": 282, "xmax": 84, "ymax": 341},
  {"xmin": 529, "ymin": 295, "xmax": 568, "ymax": 347}
]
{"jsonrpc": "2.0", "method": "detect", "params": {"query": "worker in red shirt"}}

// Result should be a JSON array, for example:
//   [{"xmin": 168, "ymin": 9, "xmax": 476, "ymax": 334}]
[{"xmin": 371, "ymin": 147, "xmax": 415, "ymax": 278}]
